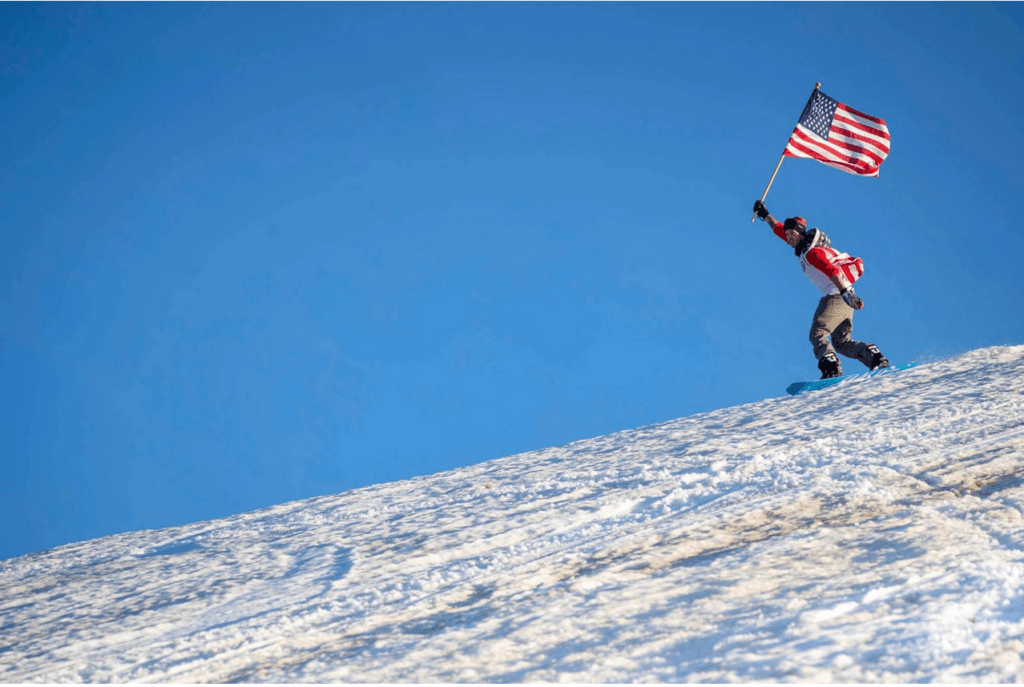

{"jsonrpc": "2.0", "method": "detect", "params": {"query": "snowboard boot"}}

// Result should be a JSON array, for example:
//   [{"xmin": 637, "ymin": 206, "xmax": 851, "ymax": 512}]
[
  {"xmin": 817, "ymin": 351, "xmax": 843, "ymax": 379},
  {"xmin": 865, "ymin": 344, "xmax": 889, "ymax": 371}
]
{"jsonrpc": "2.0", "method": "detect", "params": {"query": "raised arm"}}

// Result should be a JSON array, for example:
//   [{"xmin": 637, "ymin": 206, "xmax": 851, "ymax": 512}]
[{"xmin": 752, "ymin": 200, "xmax": 787, "ymax": 243}]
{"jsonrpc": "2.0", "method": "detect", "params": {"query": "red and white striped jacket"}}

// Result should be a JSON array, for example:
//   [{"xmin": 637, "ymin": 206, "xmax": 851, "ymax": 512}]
[{"xmin": 770, "ymin": 219, "xmax": 864, "ymax": 296}]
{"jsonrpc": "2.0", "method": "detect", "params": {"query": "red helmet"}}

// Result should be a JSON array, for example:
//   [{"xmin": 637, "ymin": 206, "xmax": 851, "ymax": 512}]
[{"xmin": 783, "ymin": 217, "xmax": 807, "ymax": 234}]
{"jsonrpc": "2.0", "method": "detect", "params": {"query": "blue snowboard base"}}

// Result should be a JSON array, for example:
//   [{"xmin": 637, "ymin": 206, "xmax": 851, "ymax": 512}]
[{"xmin": 787, "ymin": 361, "xmax": 919, "ymax": 396}]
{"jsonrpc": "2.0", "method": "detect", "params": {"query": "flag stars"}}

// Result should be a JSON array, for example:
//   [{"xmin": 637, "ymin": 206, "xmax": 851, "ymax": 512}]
[{"xmin": 799, "ymin": 91, "xmax": 840, "ymax": 140}]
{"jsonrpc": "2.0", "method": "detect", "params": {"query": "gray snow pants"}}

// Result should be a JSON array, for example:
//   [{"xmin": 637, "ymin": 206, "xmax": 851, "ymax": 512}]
[{"xmin": 809, "ymin": 294, "xmax": 876, "ymax": 368}]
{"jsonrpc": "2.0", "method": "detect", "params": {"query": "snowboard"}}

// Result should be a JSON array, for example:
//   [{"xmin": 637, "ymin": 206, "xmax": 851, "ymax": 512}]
[{"xmin": 786, "ymin": 361, "xmax": 919, "ymax": 396}]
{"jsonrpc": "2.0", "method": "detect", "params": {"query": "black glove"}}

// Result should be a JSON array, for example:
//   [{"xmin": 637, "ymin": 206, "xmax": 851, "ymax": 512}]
[
  {"xmin": 841, "ymin": 287, "xmax": 864, "ymax": 310},
  {"xmin": 753, "ymin": 199, "xmax": 770, "ymax": 220}
]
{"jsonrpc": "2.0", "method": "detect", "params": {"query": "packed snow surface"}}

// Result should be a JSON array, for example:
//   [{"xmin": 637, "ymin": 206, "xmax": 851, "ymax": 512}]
[{"xmin": 3, "ymin": 346, "xmax": 1024, "ymax": 683}]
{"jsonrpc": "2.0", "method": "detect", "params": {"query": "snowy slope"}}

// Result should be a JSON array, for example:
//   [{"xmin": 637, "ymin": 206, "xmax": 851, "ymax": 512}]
[{"xmin": 2, "ymin": 345, "xmax": 1024, "ymax": 683}]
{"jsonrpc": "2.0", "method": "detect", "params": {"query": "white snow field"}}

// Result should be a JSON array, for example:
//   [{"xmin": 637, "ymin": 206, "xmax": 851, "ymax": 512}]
[{"xmin": 3, "ymin": 345, "xmax": 1024, "ymax": 683}]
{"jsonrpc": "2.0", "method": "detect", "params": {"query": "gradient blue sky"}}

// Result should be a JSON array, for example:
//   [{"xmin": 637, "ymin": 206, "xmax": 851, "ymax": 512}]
[{"xmin": 3, "ymin": 2, "xmax": 1023, "ymax": 561}]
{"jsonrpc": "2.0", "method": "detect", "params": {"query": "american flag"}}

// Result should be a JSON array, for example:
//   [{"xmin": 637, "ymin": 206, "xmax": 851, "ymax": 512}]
[{"xmin": 784, "ymin": 89, "xmax": 891, "ymax": 177}]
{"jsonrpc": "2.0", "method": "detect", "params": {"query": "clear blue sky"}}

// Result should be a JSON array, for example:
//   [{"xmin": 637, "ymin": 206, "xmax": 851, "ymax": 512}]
[{"xmin": 3, "ymin": 2, "xmax": 1022, "ymax": 561}]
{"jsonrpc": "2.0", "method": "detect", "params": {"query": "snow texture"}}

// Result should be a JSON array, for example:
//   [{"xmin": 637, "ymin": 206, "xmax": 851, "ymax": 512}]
[{"xmin": 2, "ymin": 345, "xmax": 1024, "ymax": 683}]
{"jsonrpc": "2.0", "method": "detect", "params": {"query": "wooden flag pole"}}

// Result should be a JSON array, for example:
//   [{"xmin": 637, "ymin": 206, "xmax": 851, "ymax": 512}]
[
  {"xmin": 750, "ymin": 151, "xmax": 788, "ymax": 223},
  {"xmin": 750, "ymin": 82, "xmax": 821, "ymax": 223}
]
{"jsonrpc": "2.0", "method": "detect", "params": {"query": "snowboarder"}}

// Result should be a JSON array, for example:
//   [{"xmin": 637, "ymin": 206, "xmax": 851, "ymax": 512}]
[{"xmin": 753, "ymin": 199, "xmax": 889, "ymax": 379}]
